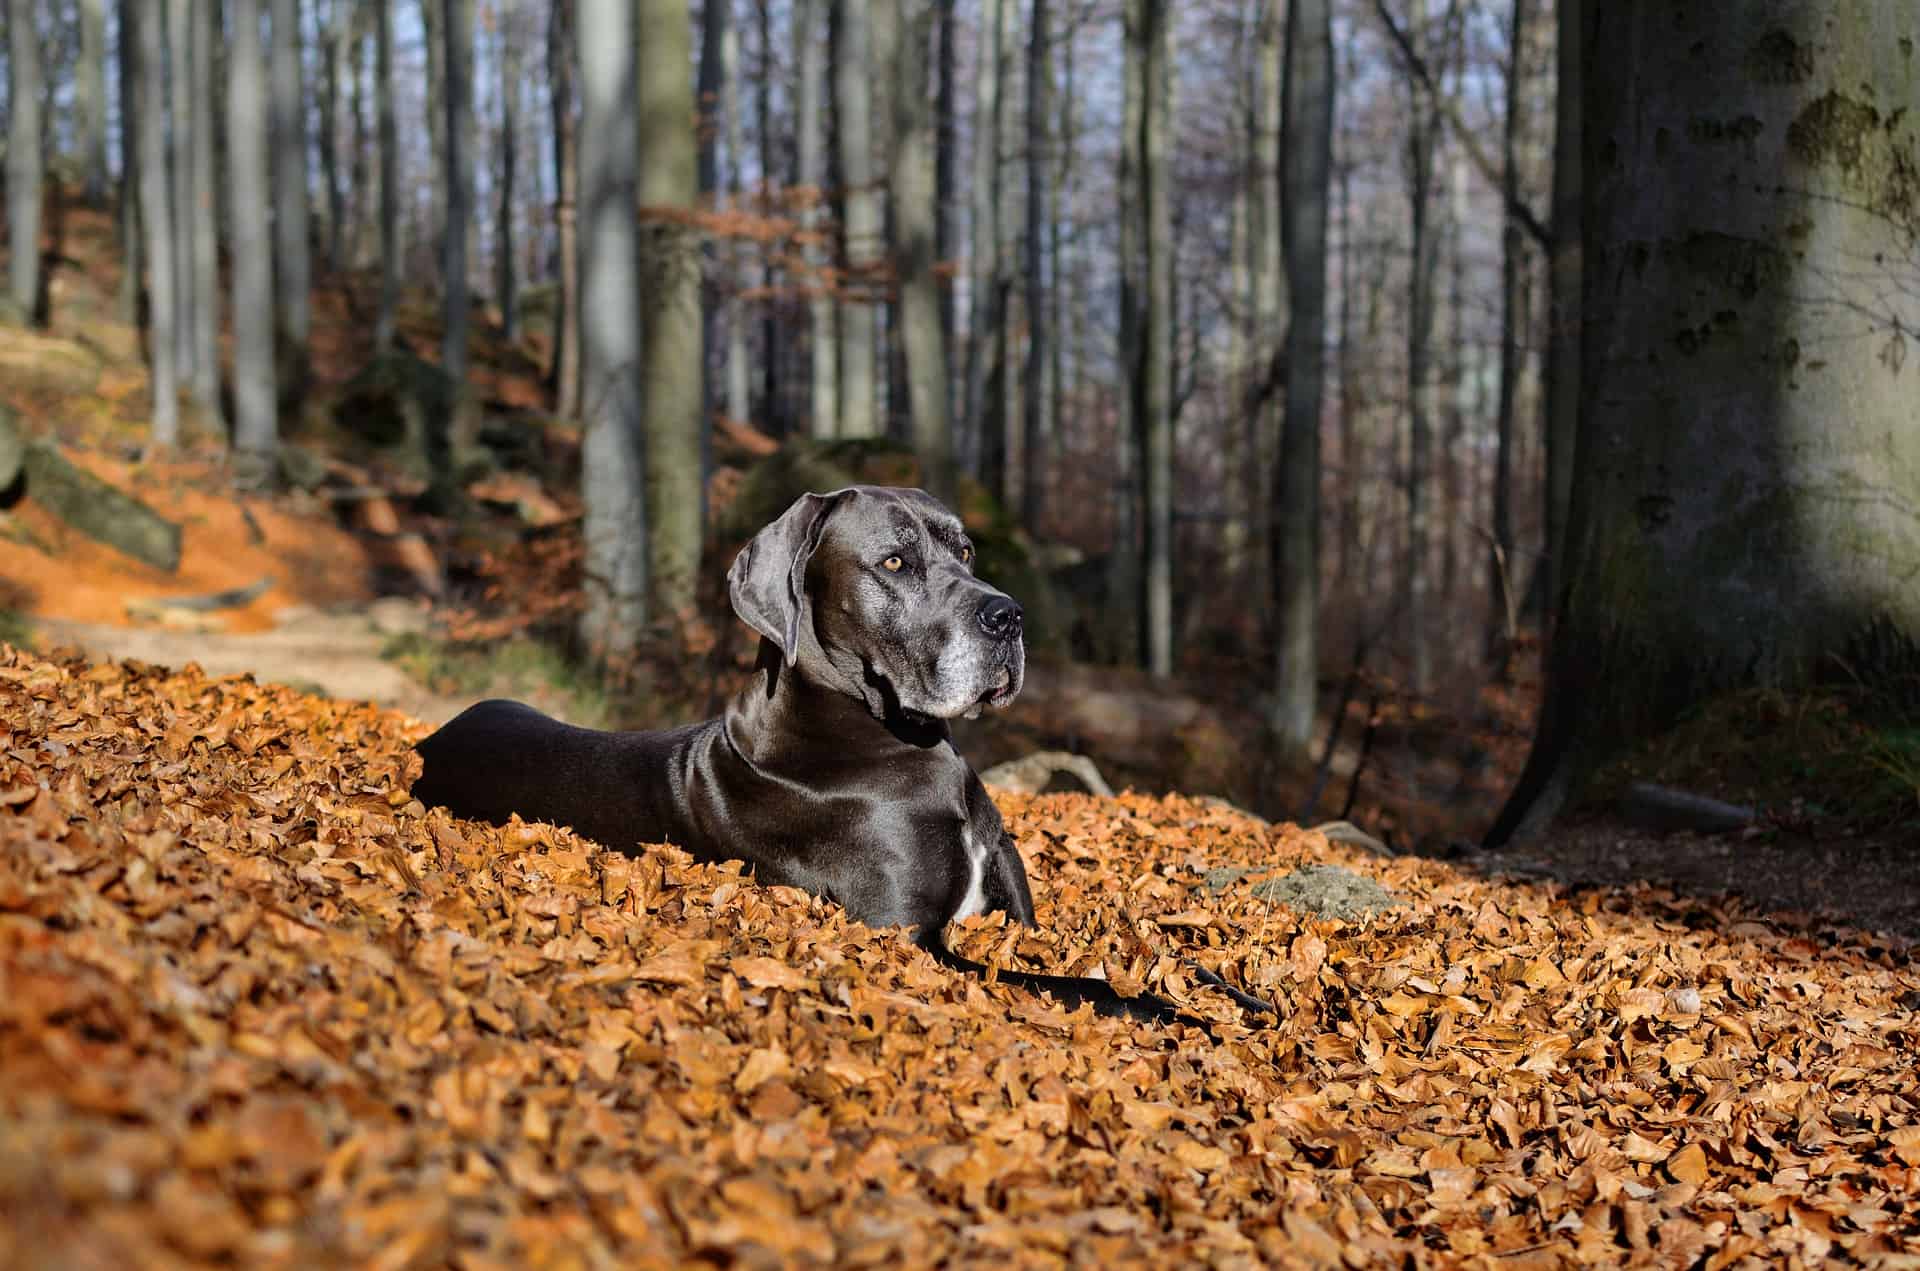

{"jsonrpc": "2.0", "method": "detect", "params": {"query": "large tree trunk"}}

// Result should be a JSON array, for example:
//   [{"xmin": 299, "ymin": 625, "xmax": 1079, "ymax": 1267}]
[
  {"xmin": 496, "ymin": 0, "xmax": 522, "ymax": 343},
  {"xmin": 832, "ymin": 0, "xmax": 880, "ymax": 438},
  {"xmin": 637, "ymin": 0, "xmax": 705, "ymax": 620},
  {"xmin": 229, "ymin": 0, "xmax": 279, "ymax": 483},
  {"xmin": 576, "ymin": 0, "xmax": 648, "ymax": 661},
  {"xmin": 374, "ymin": 0, "xmax": 402, "ymax": 352},
  {"xmin": 1540, "ymin": 0, "xmax": 1581, "ymax": 625},
  {"xmin": 546, "ymin": 0, "xmax": 580, "ymax": 413},
  {"xmin": 795, "ymin": 0, "xmax": 835, "ymax": 437},
  {"xmin": 1139, "ymin": 0, "xmax": 1173, "ymax": 679},
  {"xmin": 1270, "ymin": 0, "xmax": 1334, "ymax": 754},
  {"xmin": 963, "ymin": 0, "xmax": 1005, "ymax": 478},
  {"xmin": 78, "ymin": 0, "xmax": 109, "ymax": 207},
  {"xmin": 134, "ymin": 0, "xmax": 179, "ymax": 445},
  {"xmin": 1019, "ymin": 0, "xmax": 1051, "ymax": 532},
  {"xmin": 187, "ymin": 0, "xmax": 222, "ymax": 423},
  {"xmin": 889, "ymin": 0, "xmax": 953, "ymax": 507},
  {"xmin": 5, "ymin": 0, "xmax": 44, "ymax": 324},
  {"xmin": 1487, "ymin": 0, "xmax": 1920, "ymax": 847},
  {"xmin": 271, "ymin": 0, "xmax": 313, "ymax": 398}
]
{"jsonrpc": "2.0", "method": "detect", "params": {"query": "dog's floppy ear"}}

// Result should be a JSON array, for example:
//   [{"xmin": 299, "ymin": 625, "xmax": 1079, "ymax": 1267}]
[{"xmin": 728, "ymin": 489, "xmax": 853, "ymax": 666}]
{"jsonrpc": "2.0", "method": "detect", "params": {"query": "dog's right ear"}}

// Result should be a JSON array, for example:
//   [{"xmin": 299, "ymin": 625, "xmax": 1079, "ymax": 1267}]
[{"xmin": 728, "ymin": 489, "xmax": 852, "ymax": 666}]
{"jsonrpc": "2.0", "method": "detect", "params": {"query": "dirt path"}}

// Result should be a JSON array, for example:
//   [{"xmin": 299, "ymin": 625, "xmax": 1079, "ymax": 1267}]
[{"xmin": 34, "ymin": 598, "xmax": 474, "ymax": 726}]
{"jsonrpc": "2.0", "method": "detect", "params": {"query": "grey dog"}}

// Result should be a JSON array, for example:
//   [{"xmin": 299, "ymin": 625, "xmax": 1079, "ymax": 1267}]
[{"xmin": 413, "ymin": 486, "xmax": 1259, "ymax": 1023}]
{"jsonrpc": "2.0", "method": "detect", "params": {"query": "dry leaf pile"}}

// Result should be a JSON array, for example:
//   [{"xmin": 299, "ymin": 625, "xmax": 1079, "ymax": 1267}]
[{"xmin": 2, "ymin": 644, "xmax": 1918, "ymax": 1268}]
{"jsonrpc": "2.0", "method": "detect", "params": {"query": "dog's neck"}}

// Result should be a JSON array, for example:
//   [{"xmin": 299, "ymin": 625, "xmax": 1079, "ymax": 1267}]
[{"xmin": 727, "ymin": 639, "xmax": 950, "ymax": 764}]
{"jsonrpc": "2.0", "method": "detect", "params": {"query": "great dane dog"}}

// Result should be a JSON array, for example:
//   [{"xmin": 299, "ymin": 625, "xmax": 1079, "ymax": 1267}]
[{"xmin": 413, "ymin": 485, "xmax": 1266, "ymax": 1023}]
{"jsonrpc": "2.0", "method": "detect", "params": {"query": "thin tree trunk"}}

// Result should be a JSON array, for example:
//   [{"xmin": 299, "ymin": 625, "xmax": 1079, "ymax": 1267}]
[
  {"xmin": 497, "ymin": 0, "xmax": 522, "ymax": 342},
  {"xmin": 576, "ymin": 0, "xmax": 647, "ymax": 661},
  {"xmin": 722, "ymin": 17, "xmax": 750, "ymax": 424},
  {"xmin": 547, "ymin": 0, "xmax": 580, "ymax": 412},
  {"xmin": 1140, "ymin": 0, "xmax": 1173, "ymax": 678},
  {"xmin": 116, "ymin": 0, "xmax": 141, "ymax": 324},
  {"xmin": 1335, "ymin": 157, "xmax": 1355, "ymax": 582},
  {"xmin": 638, "ymin": 0, "xmax": 704, "ymax": 619},
  {"xmin": 890, "ymin": 0, "xmax": 953, "ymax": 506},
  {"xmin": 134, "ymin": 0, "xmax": 178, "ymax": 443},
  {"xmin": 320, "ymin": 0, "xmax": 347, "ymax": 272},
  {"xmin": 374, "ymin": 0, "xmax": 401, "ymax": 352},
  {"xmin": 697, "ymin": 0, "xmax": 726, "ymax": 429},
  {"xmin": 833, "ymin": 0, "xmax": 880, "ymax": 438},
  {"xmin": 934, "ymin": 0, "xmax": 957, "ymax": 413},
  {"xmin": 796, "ymin": 0, "xmax": 836, "ymax": 436},
  {"xmin": 166, "ymin": 0, "xmax": 195, "ymax": 380},
  {"xmin": 441, "ymin": 0, "xmax": 475, "ymax": 481},
  {"xmin": 1403, "ymin": 0, "xmax": 1442, "ymax": 697},
  {"xmin": 1270, "ymin": 0, "xmax": 1333, "ymax": 753},
  {"xmin": 755, "ymin": 0, "xmax": 779, "ymax": 429},
  {"xmin": 271, "ymin": 0, "xmax": 313, "ymax": 396},
  {"xmin": 78, "ymin": 0, "xmax": 109, "ymax": 207},
  {"xmin": 963, "ymin": 0, "xmax": 1005, "ymax": 477},
  {"xmin": 1107, "ymin": 0, "xmax": 1146, "ymax": 669},
  {"xmin": 1248, "ymin": 0, "xmax": 1284, "ymax": 626},
  {"xmin": 188, "ymin": 0, "xmax": 222, "ymax": 422},
  {"xmin": 1020, "ymin": 0, "xmax": 1051, "ymax": 531},
  {"xmin": 229, "ymin": 0, "xmax": 278, "ymax": 482},
  {"xmin": 1491, "ymin": 0, "xmax": 1531, "ymax": 654},
  {"xmin": 5, "ymin": 0, "xmax": 45, "ymax": 322},
  {"xmin": 421, "ymin": 0, "xmax": 447, "ymax": 279},
  {"xmin": 349, "ymin": 1, "xmax": 373, "ymax": 267}
]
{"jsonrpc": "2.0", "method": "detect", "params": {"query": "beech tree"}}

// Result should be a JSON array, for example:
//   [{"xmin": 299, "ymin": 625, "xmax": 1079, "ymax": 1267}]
[
  {"xmin": 795, "ymin": 0, "xmax": 836, "ymax": 435},
  {"xmin": 133, "ymin": 0, "xmax": 178, "ymax": 444},
  {"xmin": 1488, "ymin": 1, "xmax": 1920, "ymax": 844},
  {"xmin": 373, "ymin": 0, "xmax": 401, "ymax": 352},
  {"xmin": 271, "ymin": 0, "xmax": 313, "ymax": 393},
  {"xmin": 229, "ymin": 0, "xmax": 279, "ymax": 483},
  {"xmin": 889, "ymin": 0, "xmax": 954, "ymax": 506},
  {"xmin": 6, "ymin": 0, "xmax": 44, "ymax": 324},
  {"xmin": 832, "ymin": 0, "xmax": 880, "ymax": 439}
]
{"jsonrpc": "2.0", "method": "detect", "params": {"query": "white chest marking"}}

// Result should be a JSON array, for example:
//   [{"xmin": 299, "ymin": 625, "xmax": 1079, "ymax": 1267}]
[{"xmin": 951, "ymin": 824, "xmax": 989, "ymax": 921}]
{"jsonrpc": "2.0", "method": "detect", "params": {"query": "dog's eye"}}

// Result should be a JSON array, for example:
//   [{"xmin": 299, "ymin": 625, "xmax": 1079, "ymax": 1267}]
[
  {"xmin": 960, "ymin": 545, "xmax": 974, "ymax": 564},
  {"xmin": 882, "ymin": 555, "xmax": 904, "ymax": 572}
]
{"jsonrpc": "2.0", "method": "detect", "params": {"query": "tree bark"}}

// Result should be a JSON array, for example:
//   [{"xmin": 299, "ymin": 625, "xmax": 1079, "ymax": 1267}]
[
  {"xmin": 1019, "ymin": 0, "xmax": 1051, "ymax": 531},
  {"xmin": 441, "ymin": 0, "xmax": 475, "ymax": 476},
  {"xmin": 832, "ymin": 0, "xmax": 880, "ymax": 438},
  {"xmin": 166, "ymin": 0, "xmax": 195, "ymax": 382},
  {"xmin": 637, "ymin": 0, "xmax": 705, "ymax": 620},
  {"xmin": 1490, "ymin": 0, "xmax": 1531, "ymax": 655},
  {"xmin": 187, "ymin": 0, "xmax": 222, "ymax": 423},
  {"xmin": 796, "ymin": 0, "xmax": 835, "ymax": 436},
  {"xmin": 1105, "ymin": 0, "xmax": 1146, "ymax": 670},
  {"xmin": 1487, "ymin": 0, "xmax": 1920, "ymax": 846},
  {"xmin": 496, "ymin": 0, "xmax": 522, "ymax": 342},
  {"xmin": 546, "ymin": 0, "xmax": 580, "ymax": 412},
  {"xmin": 934, "ymin": 0, "xmax": 957, "ymax": 406},
  {"xmin": 229, "ymin": 0, "xmax": 279, "ymax": 482},
  {"xmin": 116, "ymin": 0, "xmax": 142, "ymax": 325},
  {"xmin": 1248, "ymin": 0, "xmax": 1284, "ymax": 625},
  {"xmin": 1139, "ymin": 0, "xmax": 1173, "ymax": 679},
  {"xmin": 889, "ymin": 0, "xmax": 954, "ymax": 507},
  {"xmin": 1402, "ymin": 0, "xmax": 1444, "ymax": 697},
  {"xmin": 1540, "ymin": 0, "xmax": 1581, "ymax": 625},
  {"xmin": 134, "ymin": 0, "xmax": 179, "ymax": 445},
  {"xmin": 271, "ymin": 0, "xmax": 313, "ymax": 397},
  {"xmin": 576, "ymin": 0, "xmax": 648, "ymax": 661},
  {"xmin": 320, "ymin": 0, "xmax": 347, "ymax": 272},
  {"xmin": 5, "ymin": 0, "xmax": 44, "ymax": 323},
  {"xmin": 421, "ymin": 0, "xmax": 447, "ymax": 278},
  {"xmin": 374, "ymin": 0, "xmax": 402, "ymax": 352},
  {"xmin": 963, "ymin": 0, "xmax": 1005, "ymax": 478},
  {"xmin": 1270, "ymin": 0, "xmax": 1334, "ymax": 754},
  {"xmin": 78, "ymin": 0, "xmax": 109, "ymax": 206},
  {"xmin": 722, "ymin": 15, "xmax": 750, "ymax": 425}
]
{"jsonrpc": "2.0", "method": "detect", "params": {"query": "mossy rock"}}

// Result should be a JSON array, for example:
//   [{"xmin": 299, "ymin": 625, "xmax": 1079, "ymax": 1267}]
[{"xmin": 1248, "ymin": 864, "xmax": 1402, "ymax": 922}]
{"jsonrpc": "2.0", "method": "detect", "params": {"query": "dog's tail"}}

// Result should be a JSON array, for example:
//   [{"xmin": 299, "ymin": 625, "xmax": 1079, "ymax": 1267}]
[{"xmin": 915, "ymin": 932, "xmax": 1274, "ymax": 1029}]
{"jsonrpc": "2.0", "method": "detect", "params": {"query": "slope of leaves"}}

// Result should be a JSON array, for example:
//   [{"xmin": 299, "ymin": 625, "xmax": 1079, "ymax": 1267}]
[{"xmin": 2, "ymin": 645, "xmax": 1918, "ymax": 1267}]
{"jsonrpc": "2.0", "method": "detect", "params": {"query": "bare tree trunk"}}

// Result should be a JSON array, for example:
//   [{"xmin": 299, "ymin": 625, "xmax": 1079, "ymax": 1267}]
[
  {"xmin": 963, "ymin": 0, "xmax": 1005, "ymax": 477},
  {"xmin": 1335, "ymin": 157, "xmax": 1355, "ymax": 583},
  {"xmin": 497, "ymin": 0, "xmax": 522, "ymax": 342},
  {"xmin": 439, "ymin": 0, "xmax": 476, "ymax": 491},
  {"xmin": 374, "ymin": 0, "xmax": 402, "ymax": 352},
  {"xmin": 1491, "ymin": 0, "xmax": 1531, "ymax": 652},
  {"xmin": 188, "ymin": 0, "xmax": 222, "ymax": 423},
  {"xmin": 697, "ymin": 0, "xmax": 726, "ymax": 428},
  {"xmin": 1139, "ymin": 0, "xmax": 1173, "ymax": 678},
  {"xmin": 421, "ymin": 0, "xmax": 447, "ymax": 279},
  {"xmin": 78, "ymin": 0, "xmax": 109, "ymax": 207},
  {"xmin": 1270, "ymin": 0, "xmax": 1334, "ymax": 753},
  {"xmin": 134, "ymin": 0, "xmax": 178, "ymax": 443},
  {"xmin": 1403, "ymin": 0, "xmax": 1443, "ymax": 696},
  {"xmin": 117, "ymin": 0, "xmax": 142, "ymax": 324},
  {"xmin": 1541, "ymin": 0, "xmax": 1580, "ymax": 625},
  {"xmin": 1020, "ymin": 0, "xmax": 1051, "ymax": 531},
  {"xmin": 577, "ymin": 0, "xmax": 648, "ymax": 661},
  {"xmin": 349, "ymin": 6, "xmax": 373, "ymax": 267},
  {"xmin": 229, "ymin": 0, "xmax": 278, "ymax": 483},
  {"xmin": 722, "ymin": 16, "xmax": 750, "ymax": 424},
  {"xmin": 271, "ymin": 0, "xmax": 313, "ymax": 396},
  {"xmin": 755, "ymin": 0, "xmax": 779, "ymax": 428},
  {"xmin": 320, "ymin": 0, "xmax": 348, "ymax": 272},
  {"xmin": 638, "ymin": 0, "xmax": 705, "ymax": 619},
  {"xmin": 796, "ymin": 0, "xmax": 836, "ymax": 436},
  {"xmin": 166, "ymin": 0, "xmax": 195, "ymax": 381},
  {"xmin": 1106, "ymin": 0, "xmax": 1146, "ymax": 669},
  {"xmin": 5, "ymin": 0, "xmax": 45, "ymax": 323},
  {"xmin": 934, "ymin": 0, "xmax": 957, "ymax": 409},
  {"xmin": 546, "ymin": 0, "xmax": 580, "ymax": 412},
  {"xmin": 1248, "ymin": 0, "xmax": 1285, "ymax": 624},
  {"xmin": 888, "ymin": 0, "xmax": 954, "ymax": 506},
  {"xmin": 833, "ymin": 0, "xmax": 880, "ymax": 438}
]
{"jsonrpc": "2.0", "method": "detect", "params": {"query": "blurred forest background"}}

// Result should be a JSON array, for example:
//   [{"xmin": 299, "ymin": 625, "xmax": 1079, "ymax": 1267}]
[{"xmin": 1, "ymin": 1, "xmax": 1917, "ymax": 869}]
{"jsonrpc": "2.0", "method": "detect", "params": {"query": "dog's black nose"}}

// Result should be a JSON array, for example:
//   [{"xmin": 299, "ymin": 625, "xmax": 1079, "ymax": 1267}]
[{"xmin": 977, "ymin": 595, "xmax": 1023, "ymax": 639}]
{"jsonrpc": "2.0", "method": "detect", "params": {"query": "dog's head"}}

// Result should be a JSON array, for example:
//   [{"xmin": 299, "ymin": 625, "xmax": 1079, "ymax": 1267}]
[{"xmin": 728, "ymin": 486, "xmax": 1025, "ymax": 721}]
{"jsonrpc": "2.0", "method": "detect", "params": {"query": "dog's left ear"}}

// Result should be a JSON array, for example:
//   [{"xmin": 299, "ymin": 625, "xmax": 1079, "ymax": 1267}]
[{"xmin": 728, "ymin": 489, "xmax": 853, "ymax": 666}]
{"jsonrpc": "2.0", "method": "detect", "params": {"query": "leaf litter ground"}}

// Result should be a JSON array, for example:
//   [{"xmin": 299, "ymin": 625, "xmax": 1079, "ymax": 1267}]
[{"xmin": 2, "ymin": 645, "xmax": 1918, "ymax": 1267}]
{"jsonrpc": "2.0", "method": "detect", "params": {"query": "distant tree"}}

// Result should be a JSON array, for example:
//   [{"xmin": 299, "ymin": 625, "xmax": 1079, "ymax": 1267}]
[
  {"xmin": 1541, "ymin": 0, "xmax": 1580, "ymax": 622},
  {"xmin": 320, "ymin": 0, "xmax": 351, "ymax": 272},
  {"xmin": 889, "ymin": 0, "xmax": 954, "ymax": 506},
  {"xmin": 637, "ymin": 0, "xmax": 705, "ymax": 618},
  {"xmin": 1401, "ymin": 0, "xmax": 1446, "ymax": 696},
  {"xmin": 115, "ymin": 0, "xmax": 141, "ymax": 324},
  {"xmin": 832, "ymin": 0, "xmax": 880, "ymax": 438},
  {"xmin": 78, "ymin": 0, "xmax": 109, "ymax": 206},
  {"xmin": 6, "ymin": 0, "xmax": 45, "ymax": 324},
  {"xmin": 1020, "ymin": 0, "xmax": 1051, "ymax": 530},
  {"xmin": 271, "ymin": 0, "xmax": 313, "ymax": 395},
  {"xmin": 1270, "ymin": 0, "xmax": 1334, "ymax": 753},
  {"xmin": 496, "ymin": 0, "xmax": 523, "ymax": 343},
  {"xmin": 795, "ymin": 0, "xmax": 836, "ymax": 435},
  {"xmin": 133, "ymin": 0, "xmax": 179, "ymax": 444},
  {"xmin": 187, "ymin": 0, "xmax": 222, "ymax": 423},
  {"xmin": 421, "ymin": 0, "xmax": 448, "ymax": 273},
  {"xmin": 963, "ymin": 0, "xmax": 1008, "ymax": 489},
  {"xmin": 441, "ymin": 0, "xmax": 476, "ymax": 474},
  {"xmin": 1488, "ymin": 0, "xmax": 1920, "ymax": 845},
  {"xmin": 167, "ymin": 0, "xmax": 195, "ymax": 382},
  {"xmin": 1489, "ymin": 0, "xmax": 1531, "ymax": 653},
  {"xmin": 546, "ymin": 0, "xmax": 581, "ymax": 414},
  {"xmin": 229, "ymin": 0, "xmax": 280, "ymax": 483},
  {"xmin": 374, "ymin": 0, "xmax": 401, "ymax": 352},
  {"xmin": 576, "ymin": 0, "xmax": 648, "ymax": 661},
  {"xmin": 1137, "ymin": 0, "xmax": 1173, "ymax": 679}
]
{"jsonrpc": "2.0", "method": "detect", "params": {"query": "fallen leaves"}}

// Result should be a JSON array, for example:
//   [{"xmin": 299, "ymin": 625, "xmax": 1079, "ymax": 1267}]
[{"xmin": 1, "ymin": 643, "xmax": 1919, "ymax": 1266}]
